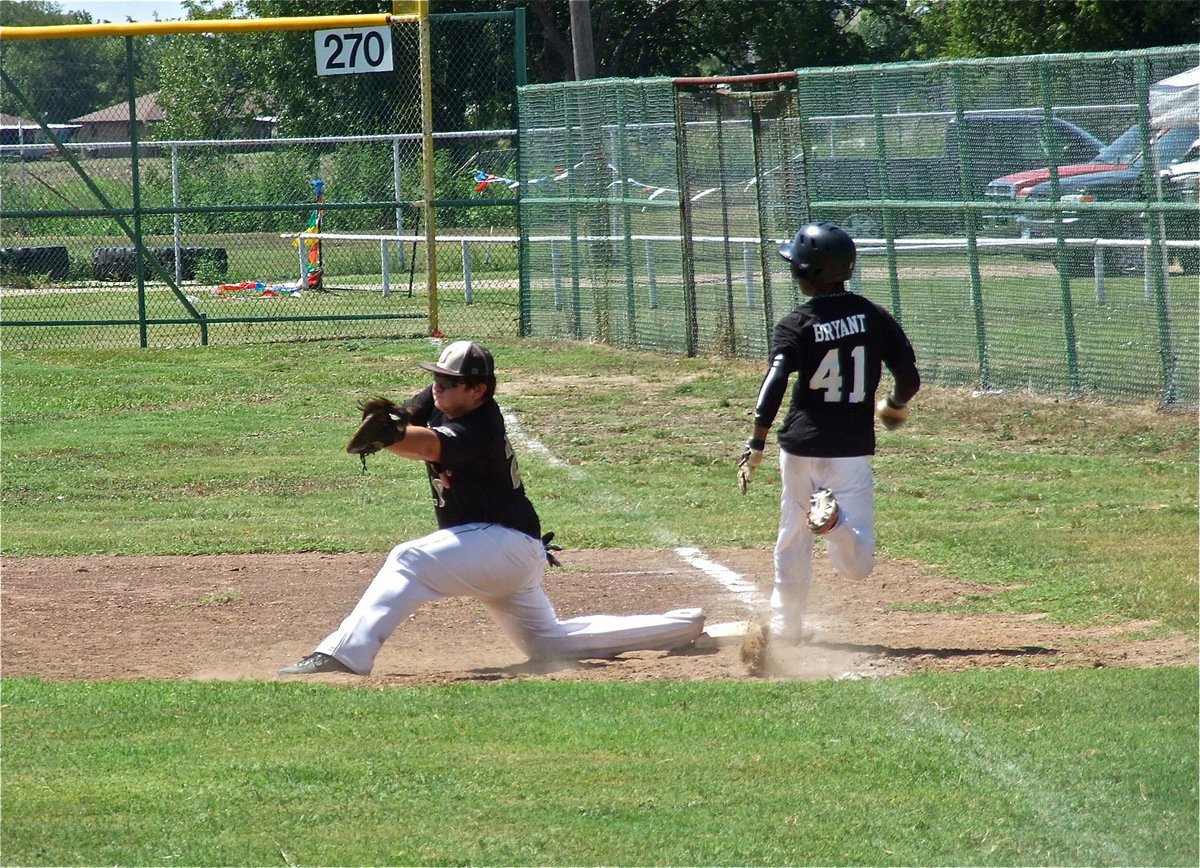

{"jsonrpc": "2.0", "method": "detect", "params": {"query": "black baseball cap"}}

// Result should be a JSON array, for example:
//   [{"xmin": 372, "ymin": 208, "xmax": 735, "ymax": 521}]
[{"xmin": 418, "ymin": 340, "xmax": 495, "ymax": 379}]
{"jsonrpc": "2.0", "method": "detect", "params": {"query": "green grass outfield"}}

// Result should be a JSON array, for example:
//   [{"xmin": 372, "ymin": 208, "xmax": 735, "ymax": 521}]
[
  {"xmin": 3, "ymin": 670, "xmax": 1195, "ymax": 866},
  {"xmin": 2, "ymin": 338, "xmax": 1197, "ymax": 865}
]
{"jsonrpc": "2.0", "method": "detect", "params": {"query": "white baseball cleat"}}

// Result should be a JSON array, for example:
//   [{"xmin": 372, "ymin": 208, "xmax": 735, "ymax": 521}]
[
  {"xmin": 807, "ymin": 487, "xmax": 840, "ymax": 534},
  {"xmin": 770, "ymin": 617, "xmax": 806, "ymax": 646}
]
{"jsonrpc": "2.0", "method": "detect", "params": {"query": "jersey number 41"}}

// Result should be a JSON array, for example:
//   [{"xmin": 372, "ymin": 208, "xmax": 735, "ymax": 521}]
[{"xmin": 810, "ymin": 346, "xmax": 866, "ymax": 403}]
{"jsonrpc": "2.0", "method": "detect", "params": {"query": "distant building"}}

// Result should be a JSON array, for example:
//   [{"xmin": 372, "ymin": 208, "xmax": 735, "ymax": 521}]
[
  {"xmin": 70, "ymin": 92, "xmax": 278, "ymax": 150},
  {"xmin": 70, "ymin": 92, "xmax": 165, "ymax": 145},
  {"xmin": 0, "ymin": 111, "xmax": 80, "ymax": 160}
]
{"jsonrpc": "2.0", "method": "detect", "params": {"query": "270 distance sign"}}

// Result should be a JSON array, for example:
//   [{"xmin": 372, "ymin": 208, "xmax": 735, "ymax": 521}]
[{"xmin": 314, "ymin": 26, "xmax": 394, "ymax": 76}]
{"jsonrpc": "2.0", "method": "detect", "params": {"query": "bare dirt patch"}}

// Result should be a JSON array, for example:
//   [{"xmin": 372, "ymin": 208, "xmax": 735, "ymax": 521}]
[{"xmin": 2, "ymin": 549, "xmax": 1192, "ymax": 685}]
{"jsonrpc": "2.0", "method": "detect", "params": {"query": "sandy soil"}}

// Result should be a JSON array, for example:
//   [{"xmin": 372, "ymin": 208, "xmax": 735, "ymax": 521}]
[{"xmin": 3, "ymin": 547, "xmax": 1192, "ymax": 686}]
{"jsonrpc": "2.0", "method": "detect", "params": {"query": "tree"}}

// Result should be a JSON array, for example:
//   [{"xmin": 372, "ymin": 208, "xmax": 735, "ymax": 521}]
[
  {"xmin": 514, "ymin": 0, "xmax": 880, "ymax": 82},
  {"xmin": 912, "ymin": 0, "xmax": 1200, "ymax": 58},
  {"xmin": 156, "ymin": 0, "xmax": 421, "ymax": 139},
  {"xmin": 0, "ymin": 0, "xmax": 162, "ymax": 123}
]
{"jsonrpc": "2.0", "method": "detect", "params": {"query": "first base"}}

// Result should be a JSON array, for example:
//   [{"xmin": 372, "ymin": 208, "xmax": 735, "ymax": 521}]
[{"xmin": 693, "ymin": 620, "xmax": 749, "ymax": 649}]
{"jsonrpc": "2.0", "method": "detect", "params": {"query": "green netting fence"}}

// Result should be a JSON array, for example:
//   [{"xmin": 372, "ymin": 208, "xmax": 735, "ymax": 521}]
[{"xmin": 516, "ymin": 46, "xmax": 1199, "ymax": 408}]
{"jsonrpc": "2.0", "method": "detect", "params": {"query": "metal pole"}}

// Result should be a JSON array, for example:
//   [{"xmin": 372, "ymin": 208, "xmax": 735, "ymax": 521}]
[
  {"xmin": 617, "ymin": 94, "xmax": 636, "ymax": 344},
  {"xmin": 127, "ymin": 37, "xmax": 147, "ymax": 348},
  {"xmin": 869, "ymin": 78, "xmax": 902, "ymax": 321},
  {"xmin": 1040, "ymin": 62, "xmax": 1081, "ymax": 396},
  {"xmin": 171, "ymin": 144, "xmax": 182, "ymax": 284},
  {"xmin": 743, "ymin": 241, "xmax": 755, "ymax": 308},
  {"xmin": 715, "ymin": 103, "xmax": 737, "ymax": 356},
  {"xmin": 381, "ymin": 239, "xmax": 391, "ymax": 298},
  {"xmin": 675, "ymin": 94, "xmax": 698, "ymax": 356},
  {"xmin": 953, "ymin": 67, "xmax": 991, "ymax": 391},
  {"xmin": 551, "ymin": 239, "xmax": 564, "ymax": 310},
  {"xmin": 393, "ymin": 137, "xmax": 404, "ymax": 236},
  {"xmin": 462, "ymin": 238, "xmax": 474, "ymax": 304},
  {"xmin": 1134, "ymin": 55, "xmax": 1176, "ymax": 406},
  {"xmin": 418, "ymin": 5, "xmax": 438, "ymax": 335},
  {"xmin": 645, "ymin": 241, "xmax": 658, "ymax": 310},
  {"xmin": 749, "ymin": 96, "xmax": 778, "ymax": 340},
  {"xmin": 514, "ymin": 5, "xmax": 530, "ymax": 336}
]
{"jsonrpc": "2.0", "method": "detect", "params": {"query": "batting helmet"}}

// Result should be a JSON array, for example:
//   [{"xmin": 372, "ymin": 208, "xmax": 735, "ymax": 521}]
[{"xmin": 778, "ymin": 222, "xmax": 856, "ymax": 283}]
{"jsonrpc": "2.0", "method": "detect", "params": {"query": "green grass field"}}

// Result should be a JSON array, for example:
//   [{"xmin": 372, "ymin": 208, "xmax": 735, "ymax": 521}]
[
  {"xmin": 4, "ymin": 240, "xmax": 1196, "ymax": 412},
  {"xmin": 2, "ymin": 338, "xmax": 1197, "ymax": 865}
]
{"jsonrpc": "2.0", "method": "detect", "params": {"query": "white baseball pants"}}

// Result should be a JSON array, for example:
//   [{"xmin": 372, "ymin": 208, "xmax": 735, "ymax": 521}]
[
  {"xmin": 315, "ymin": 522, "xmax": 705, "ymax": 674},
  {"xmin": 771, "ymin": 451, "xmax": 876, "ymax": 641}
]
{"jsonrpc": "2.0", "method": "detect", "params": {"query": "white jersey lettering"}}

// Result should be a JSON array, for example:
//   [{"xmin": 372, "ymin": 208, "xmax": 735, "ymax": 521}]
[{"xmin": 814, "ymin": 314, "xmax": 867, "ymax": 343}]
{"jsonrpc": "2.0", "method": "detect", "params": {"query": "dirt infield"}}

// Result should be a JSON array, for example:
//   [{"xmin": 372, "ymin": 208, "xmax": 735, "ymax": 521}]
[{"xmin": 2, "ymin": 549, "xmax": 1192, "ymax": 685}]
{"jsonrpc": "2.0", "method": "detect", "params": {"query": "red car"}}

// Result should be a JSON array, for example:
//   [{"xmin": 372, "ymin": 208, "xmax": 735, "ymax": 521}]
[{"xmin": 982, "ymin": 123, "xmax": 1144, "ymax": 231}]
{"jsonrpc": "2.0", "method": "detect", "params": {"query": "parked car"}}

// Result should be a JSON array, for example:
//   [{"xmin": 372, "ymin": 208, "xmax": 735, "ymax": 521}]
[
  {"xmin": 982, "ymin": 123, "xmax": 1145, "ymax": 232},
  {"xmin": 805, "ymin": 112, "xmax": 1102, "ymax": 235},
  {"xmin": 1015, "ymin": 123, "xmax": 1199, "ymax": 275}
]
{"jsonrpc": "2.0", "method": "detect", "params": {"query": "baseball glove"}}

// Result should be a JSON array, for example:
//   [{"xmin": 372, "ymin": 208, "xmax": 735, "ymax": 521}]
[{"xmin": 347, "ymin": 397, "xmax": 410, "ymax": 470}]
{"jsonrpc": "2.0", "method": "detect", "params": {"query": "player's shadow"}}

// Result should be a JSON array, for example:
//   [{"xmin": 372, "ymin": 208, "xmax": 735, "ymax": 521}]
[
  {"xmin": 466, "ymin": 645, "xmax": 714, "ymax": 681},
  {"xmin": 809, "ymin": 639, "xmax": 1058, "ymax": 659},
  {"xmin": 462, "ymin": 659, "xmax": 612, "ymax": 681}
]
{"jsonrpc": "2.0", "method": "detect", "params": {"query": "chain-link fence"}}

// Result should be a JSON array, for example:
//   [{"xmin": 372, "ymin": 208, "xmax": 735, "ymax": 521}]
[
  {"xmin": 517, "ymin": 47, "xmax": 1199, "ymax": 408},
  {"xmin": 0, "ymin": 10, "xmax": 523, "ymax": 347}
]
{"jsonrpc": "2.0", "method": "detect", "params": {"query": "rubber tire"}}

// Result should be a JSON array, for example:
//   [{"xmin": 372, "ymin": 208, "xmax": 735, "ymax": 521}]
[
  {"xmin": 92, "ymin": 246, "xmax": 228, "ymax": 280},
  {"xmin": 0, "ymin": 246, "xmax": 70, "ymax": 280},
  {"xmin": 92, "ymin": 247, "xmax": 137, "ymax": 280}
]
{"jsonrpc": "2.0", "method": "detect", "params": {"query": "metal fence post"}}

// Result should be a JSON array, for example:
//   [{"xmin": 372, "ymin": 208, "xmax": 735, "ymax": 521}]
[
  {"xmin": 171, "ymin": 144, "xmax": 182, "ymax": 284},
  {"xmin": 551, "ymin": 239, "xmax": 564, "ymax": 310},
  {"xmin": 127, "ymin": 37, "xmax": 148, "ymax": 348},
  {"xmin": 1040, "ymin": 62, "xmax": 1081, "ymax": 396},
  {"xmin": 743, "ymin": 241, "xmax": 756, "ymax": 308},
  {"xmin": 645, "ymin": 240, "xmax": 658, "ymax": 309},
  {"xmin": 462, "ymin": 238, "xmax": 474, "ymax": 304},
  {"xmin": 392, "ymin": 138, "xmax": 404, "ymax": 236},
  {"xmin": 1144, "ymin": 246, "xmax": 1153, "ymax": 304},
  {"xmin": 381, "ymin": 239, "xmax": 391, "ymax": 298},
  {"xmin": 1134, "ymin": 59, "xmax": 1177, "ymax": 404}
]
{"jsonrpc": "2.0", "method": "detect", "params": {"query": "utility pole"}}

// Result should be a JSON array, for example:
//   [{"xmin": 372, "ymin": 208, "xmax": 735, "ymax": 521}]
[{"xmin": 569, "ymin": 0, "xmax": 596, "ymax": 80}]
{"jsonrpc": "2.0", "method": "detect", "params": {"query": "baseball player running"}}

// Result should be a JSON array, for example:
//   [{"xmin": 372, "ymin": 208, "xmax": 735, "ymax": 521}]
[
  {"xmin": 737, "ymin": 222, "xmax": 920, "ymax": 644},
  {"xmin": 280, "ymin": 340, "xmax": 705, "ymax": 676}
]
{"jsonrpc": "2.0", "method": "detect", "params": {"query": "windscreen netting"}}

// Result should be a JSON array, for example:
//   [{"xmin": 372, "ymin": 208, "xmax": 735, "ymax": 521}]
[
  {"xmin": 517, "ymin": 77, "xmax": 686, "ymax": 349},
  {"xmin": 517, "ymin": 47, "xmax": 1198, "ymax": 408}
]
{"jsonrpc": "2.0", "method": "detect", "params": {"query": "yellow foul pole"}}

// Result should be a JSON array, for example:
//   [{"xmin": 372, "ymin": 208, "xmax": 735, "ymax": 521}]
[{"xmin": 0, "ymin": 14, "xmax": 395, "ymax": 40}]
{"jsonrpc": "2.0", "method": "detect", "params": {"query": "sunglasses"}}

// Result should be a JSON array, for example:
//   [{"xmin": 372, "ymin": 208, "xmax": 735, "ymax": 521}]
[{"xmin": 433, "ymin": 374, "xmax": 468, "ymax": 389}]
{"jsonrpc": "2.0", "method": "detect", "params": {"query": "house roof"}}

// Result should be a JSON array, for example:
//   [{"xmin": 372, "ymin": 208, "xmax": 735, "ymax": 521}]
[
  {"xmin": 1, "ymin": 111, "xmax": 80, "ymax": 131},
  {"xmin": 71, "ymin": 92, "xmax": 165, "ymax": 124}
]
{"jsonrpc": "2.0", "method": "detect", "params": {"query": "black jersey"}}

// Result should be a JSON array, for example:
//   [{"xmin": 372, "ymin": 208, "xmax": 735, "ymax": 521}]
[
  {"xmin": 756, "ymin": 291, "xmax": 919, "ymax": 457},
  {"xmin": 407, "ymin": 387, "xmax": 542, "ymax": 539}
]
